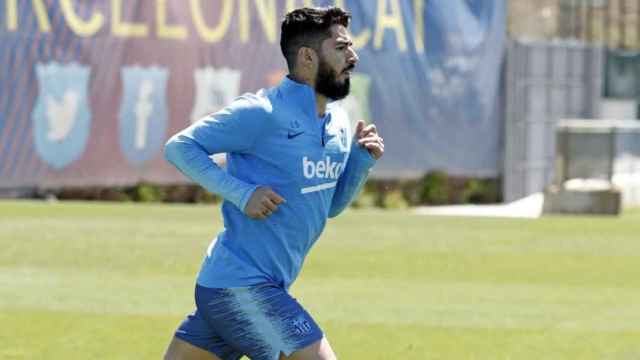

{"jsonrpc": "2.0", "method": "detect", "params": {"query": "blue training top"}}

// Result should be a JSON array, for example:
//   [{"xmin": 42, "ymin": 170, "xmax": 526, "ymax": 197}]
[{"xmin": 164, "ymin": 76, "xmax": 375, "ymax": 290}]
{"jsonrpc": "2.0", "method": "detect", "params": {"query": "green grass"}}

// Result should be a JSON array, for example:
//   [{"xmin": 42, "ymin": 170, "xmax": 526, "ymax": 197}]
[{"xmin": 1, "ymin": 200, "xmax": 640, "ymax": 359}]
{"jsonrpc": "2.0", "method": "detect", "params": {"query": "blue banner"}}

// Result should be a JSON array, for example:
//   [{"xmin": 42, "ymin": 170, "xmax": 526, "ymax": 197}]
[{"xmin": 0, "ymin": 0, "xmax": 505, "ymax": 188}]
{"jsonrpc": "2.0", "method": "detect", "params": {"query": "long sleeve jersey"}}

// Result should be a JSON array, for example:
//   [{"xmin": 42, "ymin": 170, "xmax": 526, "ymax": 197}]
[{"xmin": 164, "ymin": 76, "xmax": 375, "ymax": 290}]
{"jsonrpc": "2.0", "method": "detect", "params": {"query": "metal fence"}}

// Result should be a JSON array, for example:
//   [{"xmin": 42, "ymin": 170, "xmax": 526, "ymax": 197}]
[{"xmin": 503, "ymin": 40, "xmax": 604, "ymax": 202}]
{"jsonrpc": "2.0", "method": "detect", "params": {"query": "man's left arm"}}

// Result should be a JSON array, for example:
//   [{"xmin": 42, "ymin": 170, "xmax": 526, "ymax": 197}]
[{"xmin": 328, "ymin": 120, "xmax": 384, "ymax": 218}]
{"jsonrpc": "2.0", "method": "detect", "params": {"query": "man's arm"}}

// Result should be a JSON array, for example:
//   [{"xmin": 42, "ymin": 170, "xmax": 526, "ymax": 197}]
[
  {"xmin": 328, "ymin": 120, "xmax": 384, "ymax": 218},
  {"xmin": 164, "ymin": 94, "xmax": 268, "ymax": 212}
]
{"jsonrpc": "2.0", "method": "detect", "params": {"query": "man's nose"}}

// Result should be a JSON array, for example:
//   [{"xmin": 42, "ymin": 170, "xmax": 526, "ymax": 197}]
[{"xmin": 348, "ymin": 48, "xmax": 359, "ymax": 66}]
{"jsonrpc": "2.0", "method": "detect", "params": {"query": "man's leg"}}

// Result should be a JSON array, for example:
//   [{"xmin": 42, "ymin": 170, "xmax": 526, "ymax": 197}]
[
  {"xmin": 164, "ymin": 337, "xmax": 222, "ymax": 360},
  {"xmin": 281, "ymin": 337, "xmax": 337, "ymax": 360},
  {"xmin": 166, "ymin": 304, "xmax": 243, "ymax": 360}
]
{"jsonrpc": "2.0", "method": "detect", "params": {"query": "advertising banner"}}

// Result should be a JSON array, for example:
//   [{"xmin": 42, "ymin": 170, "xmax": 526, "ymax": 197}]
[{"xmin": 0, "ymin": 0, "xmax": 505, "ymax": 188}]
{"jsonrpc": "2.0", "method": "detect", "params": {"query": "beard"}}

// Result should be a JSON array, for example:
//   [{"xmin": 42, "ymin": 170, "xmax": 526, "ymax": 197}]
[{"xmin": 315, "ymin": 58, "xmax": 352, "ymax": 101}]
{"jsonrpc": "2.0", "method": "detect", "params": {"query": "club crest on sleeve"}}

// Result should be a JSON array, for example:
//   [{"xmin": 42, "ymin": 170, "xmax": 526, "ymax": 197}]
[{"xmin": 339, "ymin": 128, "xmax": 348, "ymax": 149}]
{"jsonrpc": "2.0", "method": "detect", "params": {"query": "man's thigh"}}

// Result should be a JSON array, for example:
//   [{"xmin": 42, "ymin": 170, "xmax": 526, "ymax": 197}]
[
  {"xmin": 280, "ymin": 337, "xmax": 336, "ymax": 360},
  {"xmin": 164, "ymin": 336, "xmax": 222, "ymax": 360},
  {"xmin": 171, "ymin": 306, "xmax": 245, "ymax": 359}
]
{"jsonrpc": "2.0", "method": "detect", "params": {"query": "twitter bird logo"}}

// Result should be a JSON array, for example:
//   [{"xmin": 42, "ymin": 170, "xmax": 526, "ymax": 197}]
[
  {"xmin": 32, "ymin": 62, "xmax": 91, "ymax": 169},
  {"xmin": 45, "ymin": 90, "xmax": 79, "ymax": 142}
]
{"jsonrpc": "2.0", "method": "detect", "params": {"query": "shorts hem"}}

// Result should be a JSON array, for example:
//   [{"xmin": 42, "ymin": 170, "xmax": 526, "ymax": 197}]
[{"xmin": 280, "ymin": 330, "xmax": 325, "ymax": 358}]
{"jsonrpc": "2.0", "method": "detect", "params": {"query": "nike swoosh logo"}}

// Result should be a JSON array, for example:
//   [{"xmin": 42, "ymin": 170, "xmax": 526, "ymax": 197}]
[{"xmin": 288, "ymin": 131, "xmax": 305, "ymax": 139}]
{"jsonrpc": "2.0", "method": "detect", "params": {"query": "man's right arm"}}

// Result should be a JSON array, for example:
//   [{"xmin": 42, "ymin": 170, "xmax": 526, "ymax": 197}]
[{"xmin": 164, "ymin": 94, "xmax": 269, "ymax": 212}]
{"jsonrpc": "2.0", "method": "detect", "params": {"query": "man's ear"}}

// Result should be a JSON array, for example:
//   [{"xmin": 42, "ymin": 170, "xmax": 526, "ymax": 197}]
[{"xmin": 297, "ymin": 46, "xmax": 317, "ymax": 69}]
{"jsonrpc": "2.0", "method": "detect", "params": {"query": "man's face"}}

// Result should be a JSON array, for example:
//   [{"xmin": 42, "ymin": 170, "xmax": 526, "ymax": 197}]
[{"xmin": 315, "ymin": 25, "xmax": 359, "ymax": 101}]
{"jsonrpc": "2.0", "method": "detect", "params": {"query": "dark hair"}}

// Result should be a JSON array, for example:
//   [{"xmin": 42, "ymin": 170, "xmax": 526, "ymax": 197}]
[{"xmin": 280, "ymin": 7, "xmax": 351, "ymax": 72}]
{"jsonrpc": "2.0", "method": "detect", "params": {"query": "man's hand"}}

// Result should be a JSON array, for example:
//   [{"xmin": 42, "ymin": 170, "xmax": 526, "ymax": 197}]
[
  {"xmin": 355, "ymin": 120, "xmax": 384, "ymax": 160},
  {"xmin": 244, "ymin": 186, "xmax": 286, "ymax": 220}
]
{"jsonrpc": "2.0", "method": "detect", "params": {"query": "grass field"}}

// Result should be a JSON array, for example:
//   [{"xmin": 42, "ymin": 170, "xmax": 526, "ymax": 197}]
[{"xmin": 1, "ymin": 200, "xmax": 640, "ymax": 359}]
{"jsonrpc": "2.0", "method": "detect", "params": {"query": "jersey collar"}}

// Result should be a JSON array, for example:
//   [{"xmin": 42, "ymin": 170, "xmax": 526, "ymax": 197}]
[{"xmin": 278, "ymin": 76, "xmax": 321, "ymax": 120}]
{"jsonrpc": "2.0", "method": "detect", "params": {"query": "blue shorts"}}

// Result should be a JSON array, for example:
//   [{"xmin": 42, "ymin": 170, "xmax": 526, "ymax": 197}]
[{"xmin": 174, "ymin": 283, "xmax": 324, "ymax": 360}]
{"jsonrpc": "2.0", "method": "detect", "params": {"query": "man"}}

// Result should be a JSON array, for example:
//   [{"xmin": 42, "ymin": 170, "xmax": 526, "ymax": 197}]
[{"xmin": 163, "ymin": 7, "xmax": 384, "ymax": 360}]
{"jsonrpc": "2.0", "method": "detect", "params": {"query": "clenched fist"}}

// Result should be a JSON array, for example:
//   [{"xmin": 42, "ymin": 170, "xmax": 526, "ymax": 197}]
[
  {"xmin": 355, "ymin": 120, "xmax": 384, "ymax": 160},
  {"xmin": 244, "ymin": 186, "xmax": 286, "ymax": 220}
]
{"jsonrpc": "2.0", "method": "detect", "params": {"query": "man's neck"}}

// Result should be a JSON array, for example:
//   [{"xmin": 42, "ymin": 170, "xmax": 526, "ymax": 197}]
[
  {"xmin": 315, "ymin": 93, "xmax": 327, "ymax": 118},
  {"xmin": 288, "ymin": 73, "xmax": 327, "ymax": 118}
]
